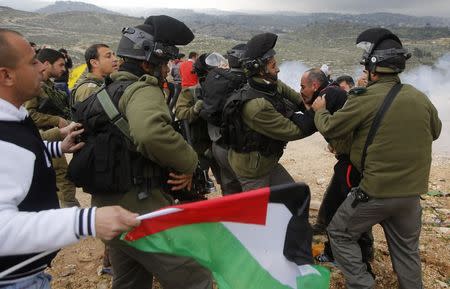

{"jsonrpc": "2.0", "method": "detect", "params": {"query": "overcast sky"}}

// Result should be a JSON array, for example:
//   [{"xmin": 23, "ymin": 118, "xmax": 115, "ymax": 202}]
[{"xmin": 3, "ymin": 0, "xmax": 450, "ymax": 17}]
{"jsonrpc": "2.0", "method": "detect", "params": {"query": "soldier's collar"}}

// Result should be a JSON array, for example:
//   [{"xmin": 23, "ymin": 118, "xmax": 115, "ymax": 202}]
[
  {"xmin": 367, "ymin": 74, "xmax": 400, "ymax": 87},
  {"xmin": 86, "ymin": 72, "xmax": 104, "ymax": 81},
  {"xmin": 249, "ymin": 76, "xmax": 277, "ymax": 94}
]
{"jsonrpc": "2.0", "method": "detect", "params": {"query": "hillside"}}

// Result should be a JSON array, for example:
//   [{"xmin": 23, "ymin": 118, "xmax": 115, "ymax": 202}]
[
  {"xmin": 36, "ymin": 0, "xmax": 118, "ymax": 14},
  {"xmin": 0, "ymin": 5, "xmax": 449, "ymax": 76}
]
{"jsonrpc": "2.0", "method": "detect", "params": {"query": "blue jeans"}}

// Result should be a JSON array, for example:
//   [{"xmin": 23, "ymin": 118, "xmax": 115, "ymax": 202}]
[{"xmin": 0, "ymin": 272, "xmax": 52, "ymax": 289}]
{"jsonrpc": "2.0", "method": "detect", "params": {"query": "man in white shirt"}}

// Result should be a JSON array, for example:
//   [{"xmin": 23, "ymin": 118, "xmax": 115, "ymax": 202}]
[{"xmin": 0, "ymin": 28, "xmax": 141, "ymax": 288}]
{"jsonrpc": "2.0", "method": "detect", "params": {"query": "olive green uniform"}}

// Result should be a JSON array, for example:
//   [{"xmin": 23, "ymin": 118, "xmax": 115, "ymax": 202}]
[
  {"xmin": 315, "ymin": 75, "xmax": 441, "ymax": 289},
  {"xmin": 72, "ymin": 72, "xmax": 104, "ymax": 103},
  {"xmin": 314, "ymin": 75, "xmax": 441, "ymax": 198},
  {"xmin": 228, "ymin": 78, "xmax": 306, "ymax": 190},
  {"xmin": 39, "ymin": 127, "xmax": 62, "ymax": 141},
  {"xmin": 25, "ymin": 80, "xmax": 79, "ymax": 208},
  {"xmin": 175, "ymin": 87, "xmax": 209, "ymax": 154},
  {"xmin": 91, "ymin": 71, "xmax": 212, "ymax": 289},
  {"xmin": 175, "ymin": 87, "xmax": 221, "ymax": 185},
  {"xmin": 25, "ymin": 80, "xmax": 69, "ymax": 128}
]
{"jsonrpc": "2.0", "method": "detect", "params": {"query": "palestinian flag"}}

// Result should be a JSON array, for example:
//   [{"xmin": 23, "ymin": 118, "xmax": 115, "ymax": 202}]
[{"xmin": 123, "ymin": 183, "xmax": 330, "ymax": 289}]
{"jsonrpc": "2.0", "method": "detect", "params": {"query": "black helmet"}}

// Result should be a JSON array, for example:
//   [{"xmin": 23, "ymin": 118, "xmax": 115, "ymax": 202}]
[
  {"xmin": 227, "ymin": 43, "xmax": 246, "ymax": 68},
  {"xmin": 117, "ymin": 15, "xmax": 194, "ymax": 65},
  {"xmin": 356, "ymin": 28, "xmax": 411, "ymax": 73},
  {"xmin": 241, "ymin": 33, "xmax": 277, "ymax": 76}
]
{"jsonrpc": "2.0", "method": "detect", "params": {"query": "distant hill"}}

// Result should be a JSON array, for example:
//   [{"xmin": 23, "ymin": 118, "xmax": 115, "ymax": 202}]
[
  {"xmin": 1, "ymin": 5, "xmax": 449, "ymax": 76},
  {"xmin": 36, "ymin": 1, "xmax": 118, "ymax": 15},
  {"xmin": 116, "ymin": 8, "xmax": 450, "ymax": 28}
]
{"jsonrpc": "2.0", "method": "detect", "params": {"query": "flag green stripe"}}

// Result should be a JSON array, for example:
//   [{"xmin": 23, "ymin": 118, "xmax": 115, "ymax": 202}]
[
  {"xmin": 297, "ymin": 265, "xmax": 330, "ymax": 289},
  {"xmin": 124, "ymin": 222, "xmax": 293, "ymax": 289}
]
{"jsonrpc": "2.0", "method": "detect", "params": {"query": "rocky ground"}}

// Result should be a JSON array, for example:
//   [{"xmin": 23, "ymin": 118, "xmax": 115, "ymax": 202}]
[{"xmin": 47, "ymin": 134, "xmax": 449, "ymax": 289}]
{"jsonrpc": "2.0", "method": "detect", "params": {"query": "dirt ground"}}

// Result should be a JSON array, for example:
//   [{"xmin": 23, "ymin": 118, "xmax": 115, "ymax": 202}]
[{"xmin": 47, "ymin": 134, "xmax": 450, "ymax": 289}]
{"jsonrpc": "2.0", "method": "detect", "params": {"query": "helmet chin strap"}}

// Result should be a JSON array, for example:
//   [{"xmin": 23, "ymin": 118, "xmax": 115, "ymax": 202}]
[{"xmin": 365, "ymin": 66, "xmax": 373, "ymax": 82}]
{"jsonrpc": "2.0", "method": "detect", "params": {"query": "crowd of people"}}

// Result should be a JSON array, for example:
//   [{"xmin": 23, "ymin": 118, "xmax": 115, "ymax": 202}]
[{"xmin": 0, "ymin": 13, "xmax": 441, "ymax": 289}]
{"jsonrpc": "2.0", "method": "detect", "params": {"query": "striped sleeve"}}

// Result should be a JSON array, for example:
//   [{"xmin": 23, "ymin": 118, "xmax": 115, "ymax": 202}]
[
  {"xmin": 43, "ymin": 141, "xmax": 62, "ymax": 158},
  {"xmin": 74, "ymin": 207, "xmax": 97, "ymax": 238}
]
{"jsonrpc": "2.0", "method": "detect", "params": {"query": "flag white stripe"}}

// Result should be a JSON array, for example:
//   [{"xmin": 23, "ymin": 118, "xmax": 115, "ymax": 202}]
[
  {"xmin": 138, "ymin": 208, "xmax": 183, "ymax": 221},
  {"xmin": 223, "ymin": 203, "xmax": 300, "ymax": 288}
]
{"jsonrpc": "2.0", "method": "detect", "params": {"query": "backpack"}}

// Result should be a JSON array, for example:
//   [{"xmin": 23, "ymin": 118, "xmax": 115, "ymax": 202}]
[
  {"xmin": 200, "ymin": 68, "xmax": 246, "ymax": 126},
  {"xmin": 67, "ymin": 80, "xmax": 146, "ymax": 195}
]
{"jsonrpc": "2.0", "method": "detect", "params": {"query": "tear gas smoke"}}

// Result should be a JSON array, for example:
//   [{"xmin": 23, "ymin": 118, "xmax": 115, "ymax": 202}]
[
  {"xmin": 278, "ymin": 61, "xmax": 310, "ymax": 92},
  {"xmin": 402, "ymin": 54, "xmax": 450, "ymax": 156}
]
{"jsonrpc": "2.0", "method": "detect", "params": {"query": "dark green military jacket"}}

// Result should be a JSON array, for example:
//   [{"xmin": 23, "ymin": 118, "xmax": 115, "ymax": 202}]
[
  {"xmin": 315, "ymin": 75, "xmax": 442, "ymax": 198},
  {"xmin": 175, "ymin": 86, "xmax": 203, "ymax": 123},
  {"xmin": 40, "ymin": 127, "xmax": 62, "ymax": 141},
  {"xmin": 174, "ymin": 86, "xmax": 210, "ymax": 155},
  {"xmin": 92, "ymin": 71, "xmax": 198, "ymax": 214},
  {"xmin": 229, "ymin": 78, "xmax": 305, "ymax": 178},
  {"xmin": 25, "ymin": 79, "xmax": 70, "ymax": 128},
  {"xmin": 72, "ymin": 72, "xmax": 104, "ymax": 103}
]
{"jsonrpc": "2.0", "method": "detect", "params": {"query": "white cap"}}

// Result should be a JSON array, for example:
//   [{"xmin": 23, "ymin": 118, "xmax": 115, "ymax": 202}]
[
  {"xmin": 205, "ymin": 52, "xmax": 229, "ymax": 68},
  {"xmin": 320, "ymin": 64, "xmax": 330, "ymax": 76}
]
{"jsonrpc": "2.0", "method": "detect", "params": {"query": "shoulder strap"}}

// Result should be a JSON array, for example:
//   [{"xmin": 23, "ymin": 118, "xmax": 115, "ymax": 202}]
[
  {"xmin": 70, "ymin": 78, "xmax": 102, "ymax": 106},
  {"xmin": 360, "ymin": 82, "xmax": 403, "ymax": 177},
  {"xmin": 96, "ymin": 88, "xmax": 132, "ymax": 141}
]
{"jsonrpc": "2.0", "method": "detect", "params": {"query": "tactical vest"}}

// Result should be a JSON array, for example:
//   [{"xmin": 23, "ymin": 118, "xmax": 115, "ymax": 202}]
[
  {"xmin": 222, "ymin": 85, "xmax": 295, "ymax": 157},
  {"xmin": 0, "ymin": 118, "xmax": 59, "ymax": 280},
  {"xmin": 68, "ymin": 79, "xmax": 164, "ymax": 197}
]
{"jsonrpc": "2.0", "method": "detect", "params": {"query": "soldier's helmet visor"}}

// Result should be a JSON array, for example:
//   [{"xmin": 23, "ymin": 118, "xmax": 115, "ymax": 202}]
[{"xmin": 121, "ymin": 27, "xmax": 179, "ymax": 61}]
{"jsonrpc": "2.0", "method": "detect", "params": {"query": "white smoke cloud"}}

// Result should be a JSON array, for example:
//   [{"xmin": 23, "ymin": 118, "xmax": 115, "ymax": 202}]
[
  {"xmin": 278, "ymin": 61, "xmax": 310, "ymax": 92},
  {"xmin": 402, "ymin": 54, "xmax": 450, "ymax": 156}
]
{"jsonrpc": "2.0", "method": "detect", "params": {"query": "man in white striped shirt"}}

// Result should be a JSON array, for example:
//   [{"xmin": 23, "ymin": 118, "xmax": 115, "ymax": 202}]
[{"xmin": 0, "ymin": 28, "xmax": 141, "ymax": 289}]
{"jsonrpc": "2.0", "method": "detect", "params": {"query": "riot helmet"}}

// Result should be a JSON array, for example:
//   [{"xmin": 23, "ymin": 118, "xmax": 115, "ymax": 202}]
[
  {"xmin": 227, "ymin": 43, "xmax": 246, "ymax": 68},
  {"xmin": 205, "ymin": 52, "xmax": 228, "ymax": 68},
  {"xmin": 117, "ymin": 15, "xmax": 194, "ymax": 65},
  {"xmin": 356, "ymin": 28, "xmax": 411, "ymax": 74},
  {"xmin": 241, "ymin": 33, "xmax": 278, "ymax": 77}
]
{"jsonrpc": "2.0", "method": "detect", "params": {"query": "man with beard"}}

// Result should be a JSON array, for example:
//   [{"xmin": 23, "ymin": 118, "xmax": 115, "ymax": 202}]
[
  {"xmin": 24, "ymin": 48, "xmax": 79, "ymax": 208},
  {"xmin": 299, "ymin": 68, "xmax": 375, "ymax": 273}
]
